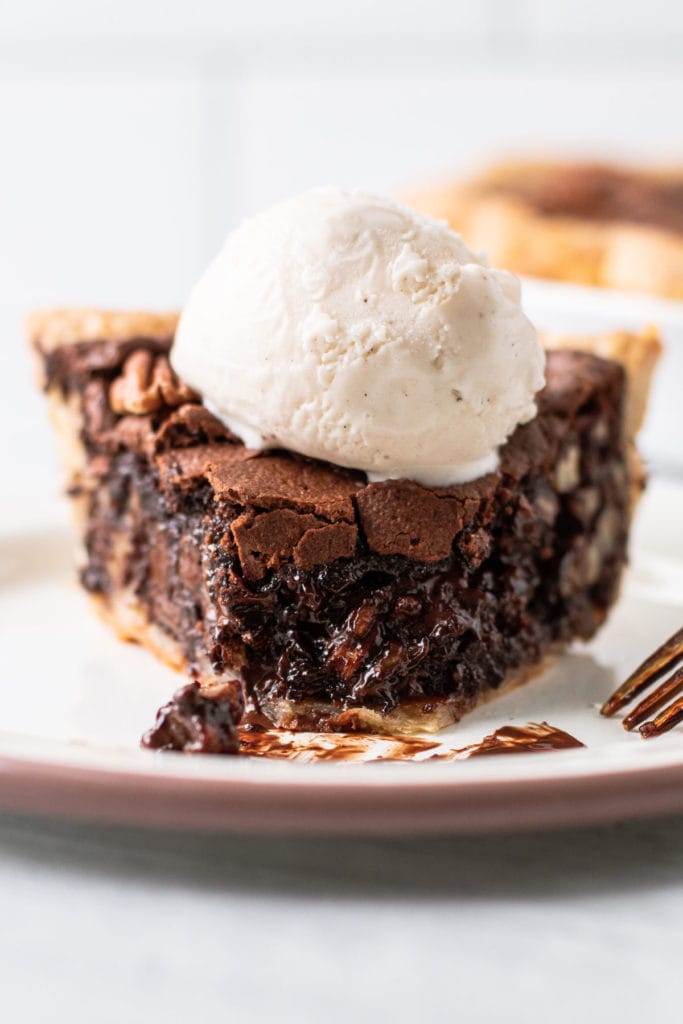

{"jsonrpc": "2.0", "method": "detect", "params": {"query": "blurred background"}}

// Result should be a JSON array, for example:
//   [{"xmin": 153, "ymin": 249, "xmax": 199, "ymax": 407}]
[{"xmin": 2, "ymin": 0, "xmax": 682, "ymax": 507}]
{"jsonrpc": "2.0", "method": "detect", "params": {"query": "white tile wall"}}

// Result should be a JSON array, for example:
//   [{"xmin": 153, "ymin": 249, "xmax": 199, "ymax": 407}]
[
  {"xmin": 531, "ymin": 0, "xmax": 683, "ymax": 37},
  {"xmin": 2, "ymin": 0, "xmax": 682, "ymax": 499},
  {"xmin": 1, "ymin": 74, "xmax": 207, "ymax": 309},
  {"xmin": 240, "ymin": 67, "xmax": 682, "ymax": 213},
  {"xmin": 0, "ymin": 71, "xmax": 210, "ymax": 501},
  {"xmin": 1, "ymin": 1, "xmax": 491, "ymax": 39}
]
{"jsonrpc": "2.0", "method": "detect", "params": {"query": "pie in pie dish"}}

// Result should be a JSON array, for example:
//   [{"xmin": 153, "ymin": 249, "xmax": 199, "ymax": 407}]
[
  {"xmin": 404, "ymin": 160, "xmax": 683, "ymax": 299},
  {"xmin": 29, "ymin": 309, "xmax": 659, "ymax": 736}
]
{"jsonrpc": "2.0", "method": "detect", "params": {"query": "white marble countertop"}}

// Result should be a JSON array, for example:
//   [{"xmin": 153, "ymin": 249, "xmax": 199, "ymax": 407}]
[{"xmin": 2, "ymin": 811, "xmax": 682, "ymax": 1023}]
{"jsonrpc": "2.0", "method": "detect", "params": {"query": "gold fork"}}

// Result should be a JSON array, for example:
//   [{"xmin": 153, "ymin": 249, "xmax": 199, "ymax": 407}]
[{"xmin": 601, "ymin": 626, "xmax": 683, "ymax": 738}]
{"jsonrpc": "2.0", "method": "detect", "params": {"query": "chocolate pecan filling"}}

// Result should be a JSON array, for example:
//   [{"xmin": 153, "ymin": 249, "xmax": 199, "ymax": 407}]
[
  {"xmin": 503, "ymin": 164, "xmax": 683, "ymax": 234},
  {"xmin": 38, "ymin": 333, "xmax": 631, "ymax": 729}
]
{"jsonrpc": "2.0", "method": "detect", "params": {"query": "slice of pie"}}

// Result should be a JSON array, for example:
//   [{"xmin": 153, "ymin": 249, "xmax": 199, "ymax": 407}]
[
  {"xmin": 404, "ymin": 161, "xmax": 683, "ymax": 298},
  {"xmin": 29, "ymin": 309, "xmax": 659, "ymax": 735}
]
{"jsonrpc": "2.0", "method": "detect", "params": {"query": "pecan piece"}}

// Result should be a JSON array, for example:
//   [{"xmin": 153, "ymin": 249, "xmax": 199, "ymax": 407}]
[
  {"xmin": 110, "ymin": 350, "xmax": 198, "ymax": 415},
  {"xmin": 553, "ymin": 443, "xmax": 581, "ymax": 494}
]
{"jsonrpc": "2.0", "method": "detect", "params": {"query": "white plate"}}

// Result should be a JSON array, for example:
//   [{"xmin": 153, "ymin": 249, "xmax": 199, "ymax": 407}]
[
  {"xmin": 0, "ymin": 480, "xmax": 682, "ymax": 834},
  {"xmin": 521, "ymin": 277, "xmax": 683, "ymax": 475}
]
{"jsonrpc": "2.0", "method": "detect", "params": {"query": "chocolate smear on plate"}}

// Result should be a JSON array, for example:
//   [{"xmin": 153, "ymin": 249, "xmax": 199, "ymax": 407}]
[{"xmin": 237, "ymin": 720, "xmax": 584, "ymax": 762}]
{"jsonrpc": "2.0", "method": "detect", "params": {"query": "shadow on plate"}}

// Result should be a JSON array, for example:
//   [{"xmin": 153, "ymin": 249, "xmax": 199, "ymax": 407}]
[{"xmin": 0, "ymin": 808, "xmax": 681, "ymax": 902}]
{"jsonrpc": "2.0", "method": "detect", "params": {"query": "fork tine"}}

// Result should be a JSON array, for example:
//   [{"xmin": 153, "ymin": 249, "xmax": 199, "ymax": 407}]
[
  {"xmin": 600, "ymin": 626, "xmax": 683, "ymax": 717},
  {"xmin": 623, "ymin": 665, "xmax": 683, "ymax": 730},
  {"xmin": 640, "ymin": 691, "xmax": 683, "ymax": 739}
]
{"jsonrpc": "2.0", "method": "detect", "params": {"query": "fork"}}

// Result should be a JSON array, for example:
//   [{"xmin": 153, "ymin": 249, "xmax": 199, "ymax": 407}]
[{"xmin": 601, "ymin": 626, "xmax": 683, "ymax": 738}]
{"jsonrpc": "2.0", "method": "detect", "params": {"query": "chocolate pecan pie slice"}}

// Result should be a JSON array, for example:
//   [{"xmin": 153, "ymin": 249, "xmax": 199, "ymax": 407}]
[
  {"xmin": 30, "ymin": 310, "xmax": 659, "ymax": 735},
  {"xmin": 405, "ymin": 161, "xmax": 683, "ymax": 298}
]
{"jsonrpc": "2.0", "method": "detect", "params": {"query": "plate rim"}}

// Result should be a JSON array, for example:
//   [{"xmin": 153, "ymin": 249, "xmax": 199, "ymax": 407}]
[{"xmin": 3, "ymin": 744, "xmax": 683, "ymax": 834}]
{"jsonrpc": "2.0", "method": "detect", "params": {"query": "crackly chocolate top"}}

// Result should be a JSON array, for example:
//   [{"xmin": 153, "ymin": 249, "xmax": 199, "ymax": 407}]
[
  {"xmin": 497, "ymin": 163, "xmax": 683, "ymax": 234},
  {"xmin": 37, "ymin": 325, "xmax": 624, "ymax": 579}
]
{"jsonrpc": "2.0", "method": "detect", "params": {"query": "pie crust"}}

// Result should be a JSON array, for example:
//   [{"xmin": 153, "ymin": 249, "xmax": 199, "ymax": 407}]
[{"xmin": 404, "ymin": 160, "xmax": 683, "ymax": 299}]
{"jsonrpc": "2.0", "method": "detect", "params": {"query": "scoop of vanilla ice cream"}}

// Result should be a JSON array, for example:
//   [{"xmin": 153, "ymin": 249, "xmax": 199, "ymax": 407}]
[{"xmin": 172, "ymin": 188, "xmax": 545, "ymax": 486}]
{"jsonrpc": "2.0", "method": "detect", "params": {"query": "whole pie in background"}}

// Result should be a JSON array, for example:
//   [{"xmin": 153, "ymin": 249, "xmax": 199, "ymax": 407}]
[{"xmin": 403, "ymin": 160, "xmax": 683, "ymax": 299}]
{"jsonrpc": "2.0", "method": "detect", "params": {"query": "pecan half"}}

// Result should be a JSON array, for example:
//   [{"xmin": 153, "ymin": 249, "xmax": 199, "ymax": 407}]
[{"xmin": 110, "ymin": 350, "xmax": 198, "ymax": 415}]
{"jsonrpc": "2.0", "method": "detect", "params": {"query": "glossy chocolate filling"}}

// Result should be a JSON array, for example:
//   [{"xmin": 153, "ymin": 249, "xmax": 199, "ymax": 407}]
[{"xmin": 504, "ymin": 164, "xmax": 683, "ymax": 234}]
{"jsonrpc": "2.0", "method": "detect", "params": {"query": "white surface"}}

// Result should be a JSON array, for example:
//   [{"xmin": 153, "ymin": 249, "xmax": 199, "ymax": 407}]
[{"xmin": 2, "ymin": 810, "xmax": 683, "ymax": 1024}]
